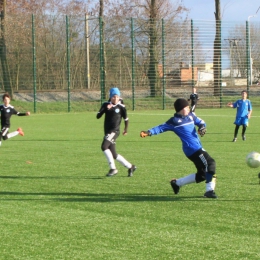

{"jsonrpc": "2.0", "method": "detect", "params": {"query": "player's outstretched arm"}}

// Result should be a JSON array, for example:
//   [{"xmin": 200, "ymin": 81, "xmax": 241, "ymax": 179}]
[
  {"xmin": 17, "ymin": 111, "xmax": 30, "ymax": 117},
  {"xmin": 140, "ymin": 131, "xmax": 151, "ymax": 138}
]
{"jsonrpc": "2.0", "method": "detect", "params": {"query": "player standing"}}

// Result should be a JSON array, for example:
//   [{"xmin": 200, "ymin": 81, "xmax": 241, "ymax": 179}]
[
  {"xmin": 0, "ymin": 93, "xmax": 30, "ymax": 146},
  {"xmin": 140, "ymin": 98, "xmax": 217, "ymax": 198},
  {"xmin": 227, "ymin": 90, "xmax": 252, "ymax": 142},
  {"xmin": 96, "ymin": 87, "xmax": 136, "ymax": 177},
  {"xmin": 188, "ymin": 87, "xmax": 199, "ymax": 112}
]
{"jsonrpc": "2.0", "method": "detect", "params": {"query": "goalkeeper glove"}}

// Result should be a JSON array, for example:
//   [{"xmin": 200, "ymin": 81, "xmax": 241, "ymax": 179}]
[
  {"xmin": 198, "ymin": 125, "xmax": 206, "ymax": 137},
  {"xmin": 140, "ymin": 131, "xmax": 151, "ymax": 138}
]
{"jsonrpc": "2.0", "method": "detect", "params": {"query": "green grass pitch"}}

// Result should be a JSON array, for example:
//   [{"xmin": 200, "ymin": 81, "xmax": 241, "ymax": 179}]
[{"xmin": 0, "ymin": 109, "xmax": 259, "ymax": 259}]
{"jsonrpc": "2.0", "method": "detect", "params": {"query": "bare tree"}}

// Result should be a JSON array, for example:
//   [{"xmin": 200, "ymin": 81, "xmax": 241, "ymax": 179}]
[
  {"xmin": 225, "ymin": 23, "xmax": 260, "ymax": 82},
  {"xmin": 146, "ymin": 0, "xmax": 158, "ymax": 96},
  {"xmin": 3, "ymin": 0, "xmax": 189, "ymax": 94},
  {"xmin": 0, "ymin": 0, "xmax": 12, "ymax": 96},
  {"xmin": 136, "ymin": 0, "xmax": 188, "ymax": 96},
  {"xmin": 5, "ymin": 0, "xmax": 91, "ymax": 91},
  {"xmin": 92, "ymin": 0, "xmax": 188, "ymax": 96},
  {"xmin": 99, "ymin": 0, "xmax": 107, "ymax": 99},
  {"xmin": 213, "ymin": 0, "xmax": 221, "ymax": 96}
]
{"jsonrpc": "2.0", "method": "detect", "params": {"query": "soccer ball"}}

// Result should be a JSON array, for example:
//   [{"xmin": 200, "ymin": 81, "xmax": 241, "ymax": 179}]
[{"xmin": 246, "ymin": 152, "xmax": 260, "ymax": 168}]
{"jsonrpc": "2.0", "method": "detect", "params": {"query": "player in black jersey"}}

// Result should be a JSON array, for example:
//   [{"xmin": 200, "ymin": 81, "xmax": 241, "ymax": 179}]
[
  {"xmin": 0, "ymin": 93, "xmax": 30, "ymax": 146},
  {"xmin": 97, "ymin": 87, "xmax": 136, "ymax": 177},
  {"xmin": 188, "ymin": 88, "xmax": 199, "ymax": 112}
]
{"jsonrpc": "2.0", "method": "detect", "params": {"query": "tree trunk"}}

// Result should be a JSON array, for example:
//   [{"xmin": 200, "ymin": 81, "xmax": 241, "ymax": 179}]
[
  {"xmin": 213, "ymin": 0, "xmax": 221, "ymax": 97},
  {"xmin": 0, "ymin": 0, "xmax": 12, "ymax": 97},
  {"xmin": 99, "ymin": 0, "xmax": 106, "ymax": 100},
  {"xmin": 148, "ymin": 0, "xmax": 159, "ymax": 97}
]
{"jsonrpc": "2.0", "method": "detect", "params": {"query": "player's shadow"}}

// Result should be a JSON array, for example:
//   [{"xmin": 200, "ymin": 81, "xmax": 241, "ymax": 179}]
[
  {"xmin": 11, "ymin": 139, "xmax": 100, "ymax": 142},
  {"xmin": 0, "ymin": 191, "xmax": 258, "ymax": 202},
  {"xmin": 0, "ymin": 175, "xmax": 103, "ymax": 180},
  {"xmin": 0, "ymin": 191, "xmax": 206, "ymax": 202}
]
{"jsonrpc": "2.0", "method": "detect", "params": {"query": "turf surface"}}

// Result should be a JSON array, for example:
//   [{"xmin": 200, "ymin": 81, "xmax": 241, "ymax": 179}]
[{"xmin": 0, "ymin": 109, "xmax": 259, "ymax": 259}]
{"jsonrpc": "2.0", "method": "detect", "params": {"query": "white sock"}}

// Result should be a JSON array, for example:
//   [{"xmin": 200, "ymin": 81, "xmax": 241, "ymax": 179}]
[
  {"xmin": 206, "ymin": 177, "xmax": 216, "ymax": 191},
  {"xmin": 7, "ymin": 131, "xmax": 19, "ymax": 139},
  {"xmin": 103, "ymin": 149, "xmax": 116, "ymax": 169},
  {"xmin": 176, "ymin": 173, "xmax": 196, "ymax": 187},
  {"xmin": 206, "ymin": 182, "xmax": 215, "ymax": 192},
  {"xmin": 116, "ymin": 154, "xmax": 131, "ymax": 168}
]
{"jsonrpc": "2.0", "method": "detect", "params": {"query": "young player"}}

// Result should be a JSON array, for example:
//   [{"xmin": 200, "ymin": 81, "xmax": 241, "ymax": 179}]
[
  {"xmin": 0, "ymin": 93, "xmax": 30, "ymax": 146},
  {"xmin": 140, "ymin": 98, "xmax": 217, "ymax": 198},
  {"xmin": 227, "ymin": 90, "xmax": 252, "ymax": 142},
  {"xmin": 96, "ymin": 87, "xmax": 136, "ymax": 177},
  {"xmin": 188, "ymin": 87, "xmax": 199, "ymax": 112}
]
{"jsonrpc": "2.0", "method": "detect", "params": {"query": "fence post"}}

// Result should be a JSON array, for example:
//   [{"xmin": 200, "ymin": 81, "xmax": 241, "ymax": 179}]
[
  {"xmin": 191, "ymin": 20, "xmax": 194, "ymax": 90},
  {"xmin": 246, "ymin": 21, "xmax": 250, "ymax": 97},
  {"xmin": 66, "ymin": 15, "xmax": 71, "ymax": 112},
  {"xmin": 162, "ymin": 19, "xmax": 165, "ymax": 110},
  {"xmin": 32, "ymin": 14, "xmax": 37, "ymax": 113},
  {"xmin": 131, "ymin": 18, "xmax": 135, "ymax": 110},
  {"xmin": 99, "ymin": 17, "xmax": 105, "ymax": 104},
  {"xmin": 219, "ymin": 20, "xmax": 222, "ymax": 108},
  {"xmin": 85, "ymin": 14, "xmax": 90, "ymax": 89}
]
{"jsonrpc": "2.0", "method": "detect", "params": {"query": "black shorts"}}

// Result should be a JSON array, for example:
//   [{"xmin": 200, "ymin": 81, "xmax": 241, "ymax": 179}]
[
  {"xmin": 101, "ymin": 131, "xmax": 120, "ymax": 152},
  {"xmin": 188, "ymin": 149, "xmax": 216, "ymax": 182},
  {"xmin": 103, "ymin": 131, "xmax": 119, "ymax": 145}
]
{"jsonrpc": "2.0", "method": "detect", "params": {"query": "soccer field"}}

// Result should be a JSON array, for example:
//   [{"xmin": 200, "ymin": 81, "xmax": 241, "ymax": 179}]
[{"xmin": 0, "ymin": 109, "xmax": 259, "ymax": 259}]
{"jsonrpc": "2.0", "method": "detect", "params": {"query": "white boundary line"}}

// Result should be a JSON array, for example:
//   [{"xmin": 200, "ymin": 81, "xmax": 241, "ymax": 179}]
[{"xmin": 128, "ymin": 113, "xmax": 260, "ymax": 117}]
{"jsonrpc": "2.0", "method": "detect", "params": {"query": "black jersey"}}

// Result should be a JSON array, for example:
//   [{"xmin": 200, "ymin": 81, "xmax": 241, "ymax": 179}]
[
  {"xmin": 97, "ymin": 101, "xmax": 128, "ymax": 134},
  {"xmin": 189, "ymin": 93, "xmax": 199, "ymax": 106},
  {"xmin": 0, "ymin": 104, "xmax": 26, "ymax": 128}
]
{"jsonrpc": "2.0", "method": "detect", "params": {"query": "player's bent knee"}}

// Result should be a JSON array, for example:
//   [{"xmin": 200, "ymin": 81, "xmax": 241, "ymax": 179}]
[
  {"xmin": 208, "ymin": 159, "xmax": 216, "ymax": 174},
  {"xmin": 195, "ymin": 173, "xmax": 205, "ymax": 183}
]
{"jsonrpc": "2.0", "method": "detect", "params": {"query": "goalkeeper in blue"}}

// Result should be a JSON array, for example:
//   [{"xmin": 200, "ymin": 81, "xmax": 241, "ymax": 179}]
[
  {"xmin": 227, "ymin": 90, "xmax": 252, "ymax": 142},
  {"xmin": 140, "ymin": 98, "xmax": 217, "ymax": 198}
]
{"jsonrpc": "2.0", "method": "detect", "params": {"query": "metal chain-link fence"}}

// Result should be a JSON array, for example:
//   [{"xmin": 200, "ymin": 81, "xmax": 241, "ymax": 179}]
[{"xmin": 1, "ymin": 14, "xmax": 260, "ymax": 112}]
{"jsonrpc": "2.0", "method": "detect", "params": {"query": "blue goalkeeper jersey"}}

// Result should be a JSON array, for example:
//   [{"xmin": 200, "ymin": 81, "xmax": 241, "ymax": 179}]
[
  {"xmin": 232, "ymin": 99, "xmax": 252, "ymax": 118},
  {"xmin": 148, "ymin": 113, "xmax": 206, "ymax": 157}
]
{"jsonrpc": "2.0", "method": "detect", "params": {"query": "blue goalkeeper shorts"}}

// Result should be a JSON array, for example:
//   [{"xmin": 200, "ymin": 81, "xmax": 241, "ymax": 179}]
[{"xmin": 234, "ymin": 116, "xmax": 248, "ymax": 126}]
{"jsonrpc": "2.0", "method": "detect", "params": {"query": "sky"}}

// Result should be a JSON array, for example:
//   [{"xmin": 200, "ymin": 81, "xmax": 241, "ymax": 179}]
[{"xmin": 181, "ymin": 0, "xmax": 260, "ymax": 22}]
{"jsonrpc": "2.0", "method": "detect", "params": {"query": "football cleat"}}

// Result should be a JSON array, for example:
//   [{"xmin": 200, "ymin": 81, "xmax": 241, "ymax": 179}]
[
  {"xmin": 204, "ymin": 190, "xmax": 218, "ymax": 199},
  {"xmin": 232, "ymin": 138, "xmax": 237, "ymax": 142},
  {"xmin": 106, "ymin": 169, "xmax": 118, "ymax": 177},
  {"xmin": 128, "ymin": 165, "xmax": 137, "ymax": 177},
  {"xmin": 170, "ymin": 179, "xmax": 180, "ymax": 194},
  {"xmin": 17, "ymin": 128, "xmax": 24, "ymax": 136},
  {"xmin": 242, "ymin": 135, "xmax": 246, "ymax": 141}
]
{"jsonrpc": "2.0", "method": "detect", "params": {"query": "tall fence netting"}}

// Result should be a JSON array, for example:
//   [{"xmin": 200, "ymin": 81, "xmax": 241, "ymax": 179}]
[{"xmin": 0, "ymin": 14, "xmax": 260, "ymax": 112}]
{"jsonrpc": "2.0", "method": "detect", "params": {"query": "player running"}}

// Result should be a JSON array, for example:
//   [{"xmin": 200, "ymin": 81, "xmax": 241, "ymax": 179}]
[
  {"xmin": 140, "ymin": 98, "xmax": 217, "ymax": 198},
  {"xmin": 0, "ymin": 93, "xmax": 30, "ymax": 146},
  {"xmin": 96, "ymin": 87, "xmax": 136, "ymax": 177}
]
